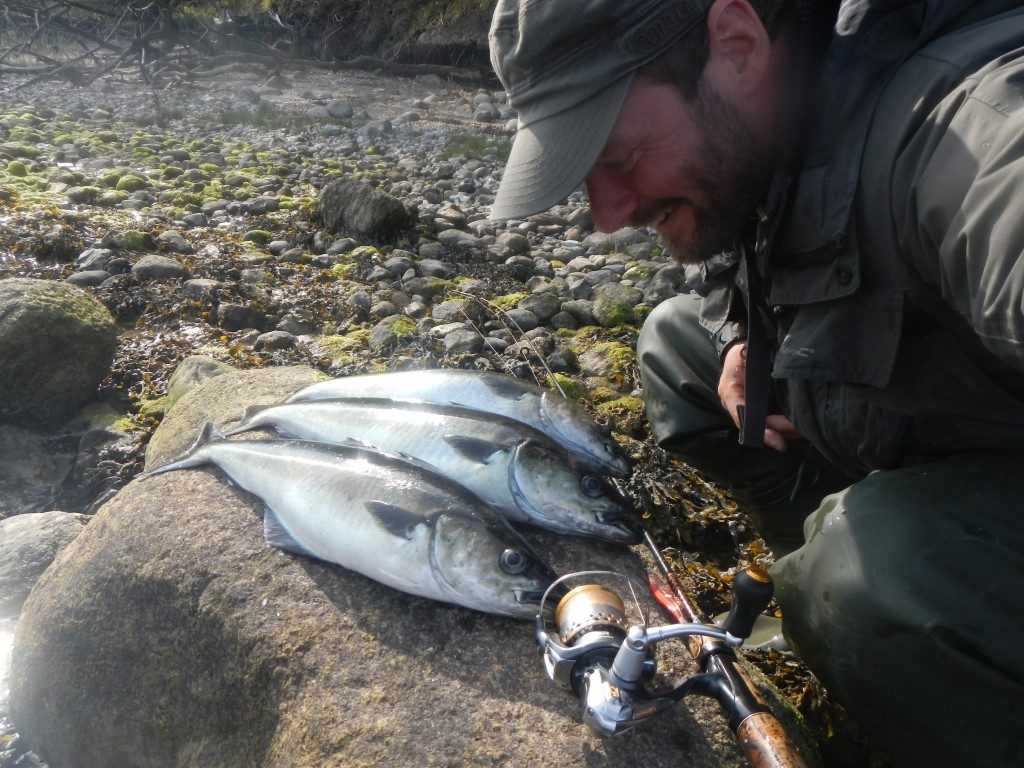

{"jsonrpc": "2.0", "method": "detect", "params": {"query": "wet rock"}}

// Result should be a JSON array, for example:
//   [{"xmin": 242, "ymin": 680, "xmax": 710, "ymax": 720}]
[
  {"xmin": 0, "ymin": 279, "xmax": 117, "ymax": 431},
  {"xmin": 254, "ymin": 331, "xmax": 296, "ymax": 351},
  {"xmin": 502, "ymin": 307, "xmax": 540, "ymax": 332},
  {"xmin": 131, "ymin": 255, "xmax": 191, "ymax": 282},
  {"xmin": 317, "ymin": 179, "xmax": 413, "ymax": 240},
  {"xmin": 66, "ymin": 270, "xmax": 111, "ymax": 288},
  {"xmin": 217, "ymin": 303, "xmax": 266, "ymax": 332},
  {"xmin": 0, "ymin": 511, "xmax": 89, "ymax": 618},
  {"xmin": 437, "ymin": 229, "xmax": 477, "ymax": 248}
]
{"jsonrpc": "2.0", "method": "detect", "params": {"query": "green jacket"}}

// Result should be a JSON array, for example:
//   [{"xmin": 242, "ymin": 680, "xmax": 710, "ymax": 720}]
[{"xmin": 701, "ymin": 0, "xmax": 1024, "ymax": 475}]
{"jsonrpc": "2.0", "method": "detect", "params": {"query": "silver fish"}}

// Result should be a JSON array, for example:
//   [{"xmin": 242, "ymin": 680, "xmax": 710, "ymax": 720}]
[
  {"xmin": 285, "ymin": 370, "xmax": 630, "ymax": 477},
  {"xmin": 147, "ymin": 424, "xmax": 559, "ymax": 618},
  {"xmin": 225, "ymin": 399, "xmax": 640, "ymax": 543}
]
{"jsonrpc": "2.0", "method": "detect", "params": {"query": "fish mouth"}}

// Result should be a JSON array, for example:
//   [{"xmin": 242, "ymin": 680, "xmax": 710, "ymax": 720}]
[
  {"xmin": 594, "ymin": 510, "xmax": 643, "ymax": 543},
  {"xmin": 516, "ymin": 581, "xmax": 568, "ymax": 609}
]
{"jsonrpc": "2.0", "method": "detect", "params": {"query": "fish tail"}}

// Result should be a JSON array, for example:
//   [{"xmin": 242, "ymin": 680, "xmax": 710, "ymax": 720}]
[{"xmin": 144, "ymin": 421, "xmax": 225, "ymax": 475}]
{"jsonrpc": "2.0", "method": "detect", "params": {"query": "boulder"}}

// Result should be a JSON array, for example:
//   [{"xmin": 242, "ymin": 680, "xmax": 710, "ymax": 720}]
[
  {"xmin": 11, "ymin": 367, "xmax": 752, "ymax": 768},
  {"xmin": 0, "ymin": 511, "xmax": 88, "ymax": 618},
  {"xmin": 145, "ymin": 365, "xmax": 327, "ymax": 467},
  {"xmin": 317, "ymin": 179, "xmax": 413, "ymax": 241},
  {"xmin": 0, "ymin": 278, "xmax": 117, "ymax": 430}
]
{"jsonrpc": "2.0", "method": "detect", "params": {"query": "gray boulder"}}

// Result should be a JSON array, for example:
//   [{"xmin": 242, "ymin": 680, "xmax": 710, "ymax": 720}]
[
  {"xmin": 164, "ymin": 355, "xmax": 235, "ymax": 414},
  {"xmin": 0, "ymin": 278, "xmax": 117, "ymax": 430},
  {"xmin": 317, "ymin": 179, "xmax": 413, "ymax": 240},
  {"xmin": 0, "ymin": 511, "xmax": 88, "ymax": 618},
  {"xmin": 11, "ymin": 367, "xmax": 747, "ymax": 768}
]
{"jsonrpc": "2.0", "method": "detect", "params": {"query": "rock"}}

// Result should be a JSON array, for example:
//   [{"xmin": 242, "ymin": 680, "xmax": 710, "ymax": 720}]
[
  {"xmin": 495, "ymin": 231, "xmax": 530, "ymax": 254},
  {"xmin": 442, "ymin": 328, "xmax": 484, "ymax": 354},
  {"xmin": 0, "ymin": 279, "xmax": 117, "ymax": 430},
  {"xmin": 254, "ymin": 330, "xmax": 296, "ymax": 351},
  {"xmin": 164, "ymin": 355, "xmax": 235, "ymax": 414},
  {"xmin": 431, "ymin": 299, "xmax": 481, "ymax": 325},
  {"xmin": 183, "ymin": 278, "xmax": 220, "ymax": 300},
  {"xmin": 131, "ymin": 255, "xmax": 191, "ymax": 281},
  {"xmin": 436, "ymin": 229, "xmax": 478, "ymax": 248},
  {"xmin": 146, "ymin": 366, "xmax": 327, "ymax": 468},
  {"xmin": 502, "ymin": 308, "xmax": 540, "ymax": 332},
  {"xmin": 0, "ymin": 511, "xmax": 88, "ymax": 618},
  {"xmin": 416, "ymin": 258, "xmax": 455, "ymax": 279},
  {"xmin": 317, "ymin": 179, "xmax": 413, "ymax": 241},
  {"xmin": 517, "ymin": 293, "xmax": 561, "ymax": 322},
  {"xmin": 217, "ymin": 303, "xmax": 266, "ymax": 332},
  {"xmin": 369, "ymin": 314, "xmax": 417, "ymax": 352},
  {"xmin": 242, "ymin": 195, "xmax": 280, "ymax": 215},
  {"xmin": 156, "ymin": 229, "xmax": 194, "ymax": 254},
  {"xmin": 592, "ymin": 297, "xmax": 637, "ymax": 327},
  {"xmin": 66, "ymin": 270, "xmax": 111, "ymax": 288},
  {"xmin": 593, "ymin": 282, "xmax": 644, "ymax": 307},
  {"xmin": 10, "ymin": 372, "xmax": 745, "ymax": 768},
  {"xmin": 326, "ymin": 99, "xmax": 354, "ymax": 119}
]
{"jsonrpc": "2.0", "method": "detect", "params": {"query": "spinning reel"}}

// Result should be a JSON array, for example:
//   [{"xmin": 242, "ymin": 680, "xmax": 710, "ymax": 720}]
[{"xmin": 534, "ymin": 567, "xmax": 775, "ymax": 737}]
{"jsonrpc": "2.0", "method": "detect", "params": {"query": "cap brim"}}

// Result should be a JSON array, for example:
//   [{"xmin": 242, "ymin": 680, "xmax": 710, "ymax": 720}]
[{"xmin": 489, "ymin": 74, "xmax": 634, "ymax": 222}]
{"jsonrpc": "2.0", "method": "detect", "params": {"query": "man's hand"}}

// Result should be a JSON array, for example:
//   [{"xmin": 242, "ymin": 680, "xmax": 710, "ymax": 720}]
[{"xmin": 718, "ymin": 341, "xmax": 802, "ymax": 452}]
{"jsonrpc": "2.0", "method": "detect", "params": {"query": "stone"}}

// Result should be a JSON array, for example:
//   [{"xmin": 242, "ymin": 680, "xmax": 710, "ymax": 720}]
[
  {"xmin": 592, "ymin": 297, "xmax": 637, "ymax": 328},
  {"xmin": 517, "ymin": 293, "xmax": 561, "ymax": 323},
  {"xmin": 131, "ymin": 255, "xmax": 191, "ymax": 281},
  {"xmin": 0, "ymin": 279, "xmax": 117, "ymax": 430},
  {"xmin": 443, "ymin": 328, "xmax": 484, "ymax": 354},
  {"xmin": 317, "ymin": 179, "xmax": 413, "ymax": 240},
  {"xmin": 66, "ymin": 270, "xmax": 111, "ymax": 288},
  {"xmin": 217, "ymin": 303, "xmax": 266, "ymax": 332},
  {"xmin": 437, "ymin": 229, "xmax": 478, "ymax": 248},
  {"xmin": 0, "ymin": 511, "xmax": 89, "ymax": 618},
  {"xmin": 326, "ymin": 99, "xmax": 354, "ymax": 119},
  {"xmin": 165, "ymin": 355, "xmax": 235, "ymax": 414},
  {"xmin": 254, "ymin": 331, "xmax": 296, "ymax": 351},
  {"xmin": 502, "ymin": 308, "xmax": 540, "ymax": 333},
  {"xmin": 495, "ymin": 231, "xmax": 529, "ymax": 255}
]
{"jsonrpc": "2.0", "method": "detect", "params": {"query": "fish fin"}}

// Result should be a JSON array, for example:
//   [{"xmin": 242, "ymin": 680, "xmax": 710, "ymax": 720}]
[
  {"xmin": 443, "ymin": 435, "xmax": 504, "ymax": 464},
  {"xmin": 482, "ymin": 374, "xmax": 531, "ymax": 400},
  {"xmin": 222, "ymin": 404, "xmax": 274, "ymax": 436},
  {"xmin": 365, "ymin": 501, "xmax": 423, "ymax": 539},
  {"xmin": 263, "ymin": 506, "xmax": 317, "ymax": 558},
  {"xmin": 144, "ymin": 421, "xmax": 224, "ymax": 475}
]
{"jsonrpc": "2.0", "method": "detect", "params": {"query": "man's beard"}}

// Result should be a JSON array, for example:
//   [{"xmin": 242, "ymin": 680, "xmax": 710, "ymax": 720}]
[{"xmin": 633, "ymin": 79, "xmax": 776, "ymax": 265}]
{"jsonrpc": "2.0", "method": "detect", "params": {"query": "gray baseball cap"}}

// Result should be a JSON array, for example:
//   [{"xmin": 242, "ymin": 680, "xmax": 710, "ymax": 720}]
[{"xmin": 488, "ymin": 0, "xmax": 713, "ymax": 221}]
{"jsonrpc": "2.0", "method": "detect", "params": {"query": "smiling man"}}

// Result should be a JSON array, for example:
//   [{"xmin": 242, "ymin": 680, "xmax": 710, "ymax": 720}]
[{"xmin": 489, "ymin": 0, "xmax": 1024, "ymax": 765}]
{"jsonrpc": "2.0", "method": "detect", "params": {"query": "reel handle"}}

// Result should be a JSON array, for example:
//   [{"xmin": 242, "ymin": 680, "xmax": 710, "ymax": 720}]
[{"xmin": 723, "ymin": 567, "xmax": 774, "ymax": 641}]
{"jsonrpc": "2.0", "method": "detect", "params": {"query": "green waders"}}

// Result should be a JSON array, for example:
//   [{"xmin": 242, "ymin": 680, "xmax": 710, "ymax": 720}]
[{"xmin": 638, "ymin": 295, "xmax": 1024, "ymax": 766}]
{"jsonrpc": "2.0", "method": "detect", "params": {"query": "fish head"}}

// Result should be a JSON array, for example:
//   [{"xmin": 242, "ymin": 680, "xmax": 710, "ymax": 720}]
[
  {"xmin": 429, "ymin": 510, "xmax": 558, "ymax": 619},
  {"xmin": 510, "ymin": 443, "xmax": 642, "ymax": 543},
  {"xmin": 539, "ymin": 393, "xmax": 631, "ymax": 477}
]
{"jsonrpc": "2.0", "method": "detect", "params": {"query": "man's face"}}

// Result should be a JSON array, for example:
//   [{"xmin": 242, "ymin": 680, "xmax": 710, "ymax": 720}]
[{"xmin": 584, "ymin": 77, "xmax": 774, "ymax": 263}]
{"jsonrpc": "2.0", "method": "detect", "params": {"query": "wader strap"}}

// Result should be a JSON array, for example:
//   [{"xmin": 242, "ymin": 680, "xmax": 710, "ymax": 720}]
[{"xmin": 738, "ymin": 253, "xmax": 769, "ymax": 447}]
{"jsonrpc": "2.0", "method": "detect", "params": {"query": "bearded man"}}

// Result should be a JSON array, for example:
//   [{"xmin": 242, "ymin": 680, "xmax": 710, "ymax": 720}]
[{"xmin": 488, "ymin": 1, "xmax": 1024, "ymax": 764}]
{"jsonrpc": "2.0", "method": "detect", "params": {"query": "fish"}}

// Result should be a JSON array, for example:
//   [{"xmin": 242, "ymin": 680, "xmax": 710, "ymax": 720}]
[
  {"xmin": 224, "ymin": 399, "xmax": 641, "ymax": 543},
  {"xmin": 285, "ymin": 370, "xmax": 631, "ymax": 477},
  {"xmin": 147, "ymin": 424, "xmax": 560, "ymax": 618}
]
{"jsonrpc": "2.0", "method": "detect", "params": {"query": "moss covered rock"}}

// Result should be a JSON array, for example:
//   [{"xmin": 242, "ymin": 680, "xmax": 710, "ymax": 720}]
[{"xmin": 0, "ymin": 278, "xmax": 117, "ymax": 430}]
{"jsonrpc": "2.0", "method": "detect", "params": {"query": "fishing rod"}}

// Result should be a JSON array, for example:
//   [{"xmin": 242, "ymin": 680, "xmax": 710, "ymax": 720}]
[{"xmin": 533, "ymin": 529, "xmax": 812, "ymax": 768}]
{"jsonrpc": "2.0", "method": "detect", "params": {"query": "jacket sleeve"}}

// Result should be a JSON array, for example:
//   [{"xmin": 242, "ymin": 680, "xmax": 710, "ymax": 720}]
[
  {"xmin": 683, "ymin": 251, "xmax": 747, "ymax": 358},
  {"xmin": 897, "ymin": 62, "xmax": 1024, "ymax": 374}
]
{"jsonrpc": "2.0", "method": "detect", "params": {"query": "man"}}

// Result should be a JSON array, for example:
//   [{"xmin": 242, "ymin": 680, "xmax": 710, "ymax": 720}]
[{"xmin": 488, "ymin": 0, "xmax": 1024, "ymax": 765}]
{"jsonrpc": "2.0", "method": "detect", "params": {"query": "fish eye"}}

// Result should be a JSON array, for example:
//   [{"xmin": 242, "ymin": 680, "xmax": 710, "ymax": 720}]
[
  {"xmin": 579, "ymin": 475, "xmax": 604, "ymax": 498},
  {"xmin": 499, "ymin": 548, "xmax": 529, "ymax": 575}
]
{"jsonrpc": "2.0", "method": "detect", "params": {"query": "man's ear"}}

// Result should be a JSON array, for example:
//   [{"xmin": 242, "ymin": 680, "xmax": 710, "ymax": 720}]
[{"xmin": 702, "ymin": 0, "xmax": 772, "ymax": 100}]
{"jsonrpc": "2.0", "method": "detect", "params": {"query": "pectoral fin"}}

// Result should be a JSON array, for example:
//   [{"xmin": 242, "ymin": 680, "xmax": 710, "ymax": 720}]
[
  {"xmin": 366, "ymin": 501, "xmax": 424, "ymax": 539},
  {"xmin": 443, "ymin": 435, "xmax": 504, "ymax": 464}
]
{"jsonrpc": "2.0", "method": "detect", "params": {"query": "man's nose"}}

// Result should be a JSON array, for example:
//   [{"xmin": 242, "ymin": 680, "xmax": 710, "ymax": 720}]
[{"xmin": 585, "ymin": 170, "xmax": 638, "ymax": 232}]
